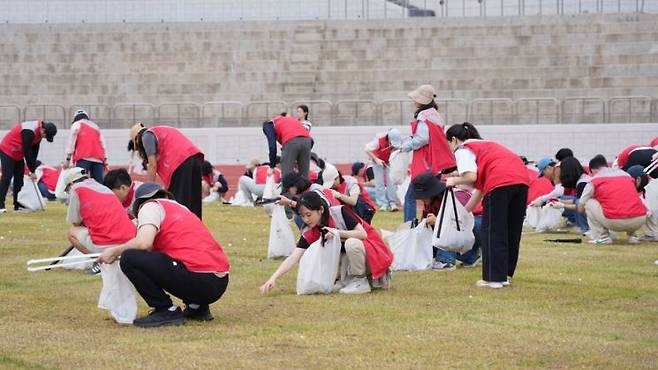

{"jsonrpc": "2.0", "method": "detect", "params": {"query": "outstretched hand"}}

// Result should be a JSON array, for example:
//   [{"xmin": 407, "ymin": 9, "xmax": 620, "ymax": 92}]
[{"xmin": 260, "ymin": 279, "xmax": 276, "ymax": 295}]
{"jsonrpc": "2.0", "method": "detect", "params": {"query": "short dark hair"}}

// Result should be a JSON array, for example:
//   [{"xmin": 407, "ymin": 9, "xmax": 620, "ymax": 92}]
[
  {"xmin": 445, "ymin": 122, "xmax": 483, "ymax": 142},
  {"xmin": 103, "ymin": 168, "xmax": 132, "ymax": 190},
  {"xmin": 555, "ymin": 148, "xmax": 574, "ymax": 162},
  {"xmin": 202, "ymin": 161, "xmax": 213, "ymax": 176},
  {"xmin": 589, "ymin": 154, "xmax": 608, "ymax": 171}
]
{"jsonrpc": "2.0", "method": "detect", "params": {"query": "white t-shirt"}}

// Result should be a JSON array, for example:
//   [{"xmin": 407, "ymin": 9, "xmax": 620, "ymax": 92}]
[
  {"xmin": 454, "ymin": 147, "xmax": 478, "ymax": 175},
  {"xmin": 137, "ymin": 202, "xmax": 165, "ymax": 231}
]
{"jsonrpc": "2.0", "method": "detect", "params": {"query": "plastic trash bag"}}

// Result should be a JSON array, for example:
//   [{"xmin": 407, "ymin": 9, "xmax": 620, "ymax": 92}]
[
  {"xmin": 432, "ymin": 189, "xmax": 475, "ymax": 254},
  {"xmin": 16, "ymin": 176, "xmax": 45, "ymax": 211},
  {"xmin": 267, "ymin": 205, "xmax": 296, "ymax": 258},
  {"xmin": 229, "ymin": 190, "xmax": 253, "ymax": 207},
  {"xmin": 525, "ymin": 206, "xmax": 541, "ymax": 228},
  {"xmin": 388, "ymin": 150, "xmax": 411, "ymax": 186},
  {"xmin": 59, "ymin": 248, "xmax": 94, "ymax": 270},
  {"xmin": 535, "ymin": 204, "xmax": 563, "ymax": 232},
  {"xmin": 262, "ymin": 174, "xmax": 276, "ymax": 216},
  {"xmin": 98, "ymin": 262, "xmax": 137, "ymax": 325},
  {"xmin": 55, "ymin": 169, "xmax": 70, "ymax": 202},
  {"xmin": 385, "ymin": 219, "xmax": 433, "ymax": 271},
  {"xmin": 296, "ymin": 230, "xmax": 341, "ymax": 295},
  {"xmin": 396, "ymin": 176, "xmax": 411, "ymax": 206}
]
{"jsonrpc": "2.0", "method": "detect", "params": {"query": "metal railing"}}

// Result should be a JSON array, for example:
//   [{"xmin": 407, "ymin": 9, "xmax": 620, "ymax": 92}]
[
  {"xmin": 0, "ymin": 0, "xmax": 653, "ymax": 24},
  {"xmin": 2, "ymin": 96, "xmax": 657, "ymax": 130}
]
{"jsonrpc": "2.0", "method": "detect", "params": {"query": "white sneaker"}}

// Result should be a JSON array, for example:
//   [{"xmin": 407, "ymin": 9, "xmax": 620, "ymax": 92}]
[
  {"xmin": 203, "ymin": 192, "xmax": 219, "ymax": 203},
  {"xmin": 378, "ymin": 206, "xmax": 389, "ymax": 212},
  {"xmin": 476, "ymin": 280, "xmax": 504, "ymax": 289},
  {"xmin": 0, "ymin": 208, "xmax": 6, "ymax": 214},
  {"xmin": 639, "ymin": 235, "xmax": 658, "ymax": 242},
  {"xmin": 628, "ymin": 235, "xmax": 640, "ymax": 244},
  {"xmin": 339, "ymin": 277, "xmax": 371, "ymax": 294},
  {"xmin": 588, "ymin": 236, "xmax": 612, "ymax": 245},
  {"xmin": 431, "ymin": 261, "xmax": 456, "ymax": 271},
  {"xmin": 655, "ymin": 260, "xmax": 658, "ymax": 266},
  {"xmin": 332, "ymin": 280, "xmax": 347, "ymax": 293},
  {"xmin": 502, "ymin": 279, "xmax": 511, "ymax": 287},
  {"xmin": 388, "ymin": 205, "xmax": 399, "ymax": 212}
]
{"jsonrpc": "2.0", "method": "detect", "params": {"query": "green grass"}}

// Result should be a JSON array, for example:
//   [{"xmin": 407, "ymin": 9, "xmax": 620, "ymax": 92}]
[{"xmin": 1, "ymin": 202, "xmax": 657, "ymax": 369}]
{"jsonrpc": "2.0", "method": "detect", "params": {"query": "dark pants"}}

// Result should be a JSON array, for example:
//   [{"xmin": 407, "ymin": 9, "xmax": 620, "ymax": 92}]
[
  {"xmin": 76, "ymin": 159, "xmax": 105, "ymax": 183},
  {"xmin": 481, "ymin": 184, "xmax": 528, "ymax": 283},
  {"xmin": 120, "ymin": 249, "xmax": 229, "ymax": 310},
  {"xmin": 281, "ymin": 136, "xmax": 312, "ymax": 179},
  {"xmin": 169, "ymin": 155, "xmax": 203, "ymax": 219},
  {"xmin": 37, "ymin": 181, "xmax": 56, "ymax": 200},
  {"xmin": 0, "ymin": 150, "xmax": 24, "ymax": 209}
]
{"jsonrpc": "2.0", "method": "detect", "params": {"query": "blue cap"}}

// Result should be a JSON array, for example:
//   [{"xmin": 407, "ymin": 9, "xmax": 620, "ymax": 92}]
[
  {"xmin": 134, "ymin": 182, "xmax": 163, "ymax": 200},
  {"xmin": 626, "ymin": 165, "xmax": 646, "ymax": 179},
  {"xmin": 536, "ymin": 158, "xmax": 556, "ymax": 176}
]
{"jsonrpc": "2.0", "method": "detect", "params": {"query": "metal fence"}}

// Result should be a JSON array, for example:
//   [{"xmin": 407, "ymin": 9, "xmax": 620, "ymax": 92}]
[
  {"xmin": 0, "ymin": 0, "xmax": 654, "ymax": 23},
  {"xmin": 2, "ymin": 95, "xmax": 657, "ymax": 129}
]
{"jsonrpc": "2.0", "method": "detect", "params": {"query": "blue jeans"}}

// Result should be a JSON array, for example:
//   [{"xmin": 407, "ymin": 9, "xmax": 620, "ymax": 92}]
[
  {"xmin": 403, "ymin": 184, "xmax": 417, "ymax": 222},
  {"xmin": 560, "ymin": 196, "xmax": 589, "ymax": 233},
  {"xmin": 372, "ymin": 163, "xmax": 397, "ymax": 208},
  {"xmin": 76, "ymin": 159, "xmax": 104, "ymax": 183},
  {"xmin": 436, "ymin": 215, "xmax": 482, "ymax": 265},
  {"xmin": 37, "ymin": 181, "xmax": 56, "ymax": 200}
]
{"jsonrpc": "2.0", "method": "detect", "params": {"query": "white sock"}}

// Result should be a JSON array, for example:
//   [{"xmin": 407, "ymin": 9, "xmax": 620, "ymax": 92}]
[
  {"xmin": 188, "ymin": 303, "xmax": 200, "ymax": 309},
  {"xmin": 168, "ymin": 305, "xmax": 177, "ymax": 312}
]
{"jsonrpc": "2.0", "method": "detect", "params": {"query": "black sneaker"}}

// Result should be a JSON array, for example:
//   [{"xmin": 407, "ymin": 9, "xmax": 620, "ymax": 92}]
[
  {"xmin": 86, "ymin": 262, "xmax": 101, "ymax": 275},
  {"xmin": 183, "ymin": 305, "xmax": 214, "ymax": 321},
  {"xmin": 133, "ymin": 307, "xmax": 184, "ymax": 328}
]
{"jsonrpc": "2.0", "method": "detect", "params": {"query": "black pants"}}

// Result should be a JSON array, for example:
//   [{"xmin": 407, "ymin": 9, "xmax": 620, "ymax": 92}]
[
  {"xmin": 0, "ymin": 150, "xmax": 25, "ymax": 209},
  {"xmin": 169, "ymin": 155, "xmax": 203, "ymax": 219},
  {"xmin": 623, "ymin": 148, "xmax": 658, "ymax": 178},
  {"xmin": 120, "ymin": 249, "xmax": 229, "ymax": 310},
  {"xmin": 481, "ymin": 184, "xmax": 528, "ymax": 282}
]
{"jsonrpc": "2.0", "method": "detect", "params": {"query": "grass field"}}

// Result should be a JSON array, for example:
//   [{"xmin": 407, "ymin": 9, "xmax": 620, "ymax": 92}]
[{"xmin": 1, "ymin": 202, "xmax": 657, "ymax": 369}]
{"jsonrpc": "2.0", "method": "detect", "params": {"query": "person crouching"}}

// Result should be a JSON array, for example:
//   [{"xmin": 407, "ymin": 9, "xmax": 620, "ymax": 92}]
[{"xmin": 97, "ymin": 183, "xmax": 230, "ymax": 328}]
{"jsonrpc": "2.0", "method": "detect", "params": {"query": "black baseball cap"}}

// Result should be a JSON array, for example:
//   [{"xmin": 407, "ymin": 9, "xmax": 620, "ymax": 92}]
[
  {"xmin": 412, "ymin": 173, "xmax": 446, "ymax": 199},
  {"xmin": 43, "ymin": 122, "xmax": 57, "ymax": 142}
]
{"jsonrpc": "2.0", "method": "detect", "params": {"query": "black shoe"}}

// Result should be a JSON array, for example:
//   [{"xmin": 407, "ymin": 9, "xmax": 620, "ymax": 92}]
[
  {"xmin": 133, "ymin": 307, "xmax": 184, "ymax": 328},
  {"xmin": 183, "ymin": 305, "xmax": 214, "ymax": 321},
  {"xmin": 86, "ymin": 262, "xmax": 101, "ymax": 275}
]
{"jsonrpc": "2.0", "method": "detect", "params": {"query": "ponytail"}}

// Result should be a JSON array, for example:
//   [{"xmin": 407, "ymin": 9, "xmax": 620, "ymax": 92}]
[{"xmin": 445, "ymin": 122, "xmax": 482, "ymax": 142}]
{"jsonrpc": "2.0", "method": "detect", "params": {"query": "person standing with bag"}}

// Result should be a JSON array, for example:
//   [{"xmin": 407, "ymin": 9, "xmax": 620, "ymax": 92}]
[
  {"xmin": 130, "ymin": 123, "xmax": 204, "ymax": 219},
  {"xmin": 399, "ymin": 85, "xmax": 456, "ymax": 222},
  {"xmin": 445, "ymin": 123, "xmax": 529, "ymax": 289}
]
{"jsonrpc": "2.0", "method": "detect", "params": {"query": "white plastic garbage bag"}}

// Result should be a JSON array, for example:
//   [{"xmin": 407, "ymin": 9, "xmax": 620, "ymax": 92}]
[
  {"xmin": 535, "ymin": 204, "xmax": 563, "ymax": 232},
  {"xmin": 60, "ymin": 248, "xmax": 94, "ymax": 270},
  {"xmin": 16, "ymin": 176, "xmax": 45, "ymax": 211},
  {"xmin": 55, "ymin": 169, "xmax": 70, "ymax": 202},
  {"xmin": 296, "ymin": 230, "xmax": 341, "ymax": 295},
  {"xmin": 389, "ymin": 150, "xmax": 411, "ymax": 186},
  {"xmin": 267, "ymin": 205, "xmax": 296, "ymax": 258},
  {"xmin": 396, "ymin": 176, "xmax": 411, "ymax": 206},
  {"xmin": 432, "ymin": 189, "xmax": 475, "ymax": 254},
  {"xmin": 229, "ymin": 190, "xmax": 252, "ymax": 207},
  {"xmin": 262, "ymin": 174, "xmax": 277, "ymax": 216},
  {"xmin": 98, "ymin": 262, "xmax": 137, "ymax": 325},
  {"xmin": 385, "ymin": 219, "xmax": 433, "ymax": 271},
  {"xmin": 525, "ymin": 206, "xmax": 541, "ymax": 228}
]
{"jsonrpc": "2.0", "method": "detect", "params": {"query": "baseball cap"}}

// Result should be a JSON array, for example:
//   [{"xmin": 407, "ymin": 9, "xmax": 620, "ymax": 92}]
[
  {"xmin": 64, "ymin": 167, "xmax": 88, "ymax": 188},
  {"xmin": 321, "ymin": 164, "xmax": 340, "ymax": 189},
  {"xmin": 134, "ymin": 182, "xmax": 164, "ymax": 200},
  {"xmin": 626, "ymin": 165, "xmax": 646, "ymax": 179},
  {"xmin": 536, "ymin": 158, "xmax": 556, "ymax": 176}
]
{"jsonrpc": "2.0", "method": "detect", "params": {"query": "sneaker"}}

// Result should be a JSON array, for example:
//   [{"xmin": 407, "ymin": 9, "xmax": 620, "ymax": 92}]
[
  {"xmin": 588, "ymin": 236, "xmax": 612, "ymax": 245},
  {"xmin": 639, "ymin": 235, "xmax": 658, "ymax": 242},
  {"xmin": 461, "ymin": 257, "xmax": 481, "ymax": 268},
  {"xmin": 133, "ymin": 307, "xmax": 184, "ymax": 328},
  {"xmin": 378, "ymin": 206, "xmax": 389, "ymax": 212},
  {"xmin": 0, "ymin": 208, "xmax": 6, "ymax": 214},
  {"xmin": 628, "ymin": 235, "xmax": 640, "ymax": 244},
  {"xmin": 502, "ymin": 279, "xmax": 511, "ymax": 287},
  {"xmin": 86, "ymin": 262, "xmax": 101, "ymax": 275},
  {"xmin": 183, "ymin": 305, "xmax": 213, "ymax": 321},
  {"xmin": 431, "ymin": 261, "xmax": 456, "ymax": 271},
  {"xmin": 339, "ymin": 277, "xmax": 371, "ymax": 294},
  {"xmin": 332, "ymin": 280, "xmax": 348, "ymax": 293},
  {"xmin": 476, "ymin": 280, "xmax": 504, "ymax": 289},
  {"xmin": 371, "ymin": 269, "xmax": 392, "ymax": 290},
  {"xmin": 202, "ymin": 193, "xmax": 219, "ymax": 203},
  {"xmin": 388, "ymin": 205, "xmax": 399, "ymax": 212},
  {"xmin": 13, "ymin": 207, "xmax": 30, "ymax": 213}
]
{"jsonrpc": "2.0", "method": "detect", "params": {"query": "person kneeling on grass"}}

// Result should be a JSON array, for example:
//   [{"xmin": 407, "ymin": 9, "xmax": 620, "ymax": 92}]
[
  {"xmin": 98, "ymin": 183, "xmax": 230, "ymax": 328},
  {"xmin": 260, "ymin": 191, "xmax": 392, "ymax": 295},
  {"xmin": 64, "ymin": 168, "xmax": 137, "ymax": 274}
]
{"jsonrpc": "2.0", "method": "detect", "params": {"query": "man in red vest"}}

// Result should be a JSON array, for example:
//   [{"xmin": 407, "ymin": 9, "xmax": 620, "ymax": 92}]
[
  {"xmin": 579, "ymin": 155, "xmax": 648, "ymax": 245},
  {"xmin": 365, "ymin": 128, "xmax": 402, "ymax": 212},
  {"xmin": 103, "ymin": 168, "xmax": 144, "ymax": 218},
  {"xmin": 0, "ymin": 120, "xmax": 57, "ymax": 213},
  {"xmin": 130, "ymin": 123, "xmax": 204, "ymax": 219},
  {"xmin": 262, "ymin": 114, "xmax": 313, "ymax": 178},
  {"xmin": 64, "ymin": 167, "xmax": 137, "ymax": 273},
  {"xmin": 237, "ymin": 159, "xmax": 281, "ymax": 204},
  {"xmin": 64, "ymin": 110, "xmax": 107, "ymax": 183}
]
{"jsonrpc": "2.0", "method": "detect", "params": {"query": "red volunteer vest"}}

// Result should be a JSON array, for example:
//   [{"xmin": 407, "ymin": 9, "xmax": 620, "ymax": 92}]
[
  {"xmin": 151, "ymin": 199, "xmax": 230, "ymax": 273},
  {"xmin": 302, "ymin": 206, "xmax": 392, "ymax": 279},
  {"xmin": 272, "ymin": 116, "xmax": 310, "ymax": 146},
  {"xmin": 462, "ymin": 140, "xmax": 530, "ymax": 197},
  {"xmin": 253, "ymin": 166, "xmax": 281, "ymax": 185},
  {"xmin": 338, "ymin": 175, "xmax": 377, "ymax": 211},
  {"xmin": 202, "ymin": 173, "xmax": 214, "ymax": 186},
  {"xmin": 0, "ymin": 121, "xmax": 43, "ymax": 161},
  {"xmin": 590, "ymin": 169, "xmax": 647, "ymax": 219},
  {"xmin": 616, "ymin": 145, "xmax": 642, "ymax": 168},
  {"xmin": 74, "ymin": 181, "xmax": 136, "ymax": 246},
  {"xmin": 526, "ymin": 168, "xmax": 554, "ymax": 205},
  {"xmin": 650, "ymin": 137, "xmax": 658, "ymax": 148},
  {"xmin": 409, "ymin": 113, "xmax": 456, "ymax": 180},
  {"xmin": 40, "ymin": 166, "xmax": 60, "ymax": 192},
  {"xmin": 72, "ymin": 120, "xmax": 106, "ymax": 163},
  {"xmin": 373, "ymin": 136, "xmax": 393, "ymax": 164},
  {"xmin": 148, "ymin": 126, "xmax": 203, "ymax": 188},
  {"xmin": 309, "ymin": 170, "xmax": 319, "ymax": 183}
]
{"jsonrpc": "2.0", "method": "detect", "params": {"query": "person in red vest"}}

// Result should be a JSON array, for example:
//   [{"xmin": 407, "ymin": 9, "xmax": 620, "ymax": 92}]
[
  {"xmin": 0, "ymin": 120, "xmax": 57, "ymax": 213},
  {"xmin": 201, "ymin": 160, "xmax": 229, "ymax": 202},
  {"xmin": 445, "ymin": 122, "xmax": 529, "ymax": 289},
  {"xmin": 130, "ymin": 123, "xmax": 204, "ymax": 219},
  {"xmin": 322, "ymin": 164, "xmax": 377, "ymax": 224},
  {"xmin": 64, "ymin": 110, "xmax": 107, "ymax": 183},
  {"xmin": 34, "ymin": 160, "xmax": 60, "ymax": 201},
  {"xmin": 260, "ymin": 191, "xmax": 392, "ymax": 295},
  {"xmin": 650, "ymin": 137, "xmax": 658, "ymax": 149},
  {"xmin": 578, "ymin": 155, "xmax": 648, "ymax": 245},
  {"xmin": 262, "ymin": 114, "xmax": 313, "ymax": 178},
  {"xmin": 237, "ymin": 158, "xmax": 281, "ymax": 204},
  {"xmin": 103, "ymin": 168, "xmax": 144, "ymax": 218},
  {"xmin": 64, "ymin": 168, "xmax": 137, "ymax": 274},
  {"xmin": 400, "ymin": 85, "xmax": 456, "ymax": 222},
  {"xmin": 365, "ymin": 128, "xmax": 402, "ymax": 212},
  {"xmin": 98, "ymin": 182, "xmax": 230, "ymax": 328}
]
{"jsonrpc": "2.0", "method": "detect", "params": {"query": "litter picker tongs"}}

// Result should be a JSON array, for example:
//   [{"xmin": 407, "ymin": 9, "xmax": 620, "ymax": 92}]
[{"xmin": 27, "ymin": 253, "xmax": 101, "ymax": 272}]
